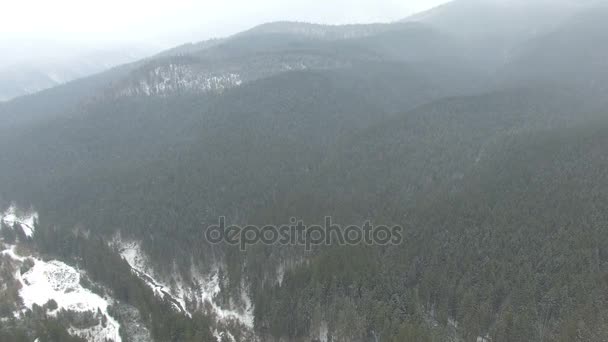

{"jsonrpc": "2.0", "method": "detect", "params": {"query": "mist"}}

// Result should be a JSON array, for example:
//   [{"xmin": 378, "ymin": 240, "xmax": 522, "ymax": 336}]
[
  {"xmin": 0, "ymin": 0, "xmax": 450, "ymax": 101},
  {"xmin": 1, "ymin": 0, "xmax": 450, "ymax": 48}
]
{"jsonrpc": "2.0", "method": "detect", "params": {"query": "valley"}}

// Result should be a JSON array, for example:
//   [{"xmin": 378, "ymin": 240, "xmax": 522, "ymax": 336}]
[{"xmin": 2, "ymin": 0, "xmax": 608, "ymax": 341}]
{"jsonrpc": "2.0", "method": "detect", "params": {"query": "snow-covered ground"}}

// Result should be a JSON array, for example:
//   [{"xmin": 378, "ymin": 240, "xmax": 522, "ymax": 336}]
[
  {"xmin": 1, "ymin": 241, "xmax": 122, "ymax": 342},
  {"xmin": 1, "ymin": 205, "xmax": 38, "ymax": 238},
  {"xmin": 118, "ymin": 240, "xmax": 190, "ymax": 315},
  {"xmin": 117, "ymin": 64, "xmax": 243, "ymax": 97},
  {"xmin": 115, "ymin": 238, "xmax": 254, "ymax": 328},
  {"xmin": 214, "ymin": 329, "xmax": 237, "ymax": 342},
  {"xmin": 194, "ymin": 270, "xmax": 254, "ymax": 327}
]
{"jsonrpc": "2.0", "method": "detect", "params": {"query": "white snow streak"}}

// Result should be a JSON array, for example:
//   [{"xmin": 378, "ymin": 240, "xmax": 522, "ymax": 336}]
[
  {"xmin": 115, "ymin": 238, "xmax": 254, "ymax": 328},
  {"xmin": 1, "ymin": 205, "xmax": 38, "ymax": 238},
  {"xmin": 118, "ymin": 64, "xmax": 243, "ymax": 97}
]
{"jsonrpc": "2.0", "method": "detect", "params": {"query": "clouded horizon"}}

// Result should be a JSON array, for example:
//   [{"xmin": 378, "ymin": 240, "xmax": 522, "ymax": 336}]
[{"xmin": 1, "ymin": 0, "xmax": 450, "ymax": 48}]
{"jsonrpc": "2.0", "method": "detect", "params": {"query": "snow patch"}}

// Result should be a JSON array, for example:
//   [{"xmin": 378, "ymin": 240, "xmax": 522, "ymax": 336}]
[
  {"xmin": 1, "ymin": 244, "xmax": 122, "ymax": 342},
  {"xmin": 118, "ymin": 64, "xmax": 243, "ymax": 97},
  {"xmin": 319, "ymin": 321, "xmax": 329, "ymax": 342},
  {"xmin": 214, "ymin": 329, "xmax": 236, "ymax": 342},
  {"xmin": 1, "ymin": 205, "xmax": 38, "ymax": 238},
  {"xmin": 116, "ymin": 240, "xmax": 189, "ymax": 315},
  {"xmin": 114, "ymin": 238, "xmax": 254, "ymax": 328},
  {"xmin": 1, "ymin": 245, "xmax": 27, "ymax": 262},
  {"xmin": 193, "ymin": 270, "xmax": 254, "ymax": 328}
]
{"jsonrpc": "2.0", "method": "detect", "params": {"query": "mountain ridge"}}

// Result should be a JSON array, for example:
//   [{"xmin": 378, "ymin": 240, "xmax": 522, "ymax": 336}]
[{"xmin": 2, "ymin": 0, "xmax": 608, "ymax": 341}]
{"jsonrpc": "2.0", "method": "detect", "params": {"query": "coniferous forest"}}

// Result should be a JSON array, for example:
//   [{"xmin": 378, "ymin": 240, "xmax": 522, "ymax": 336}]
[{"xmin": 2, "ymin": 1, "xmax": 608, "ymax": 341}]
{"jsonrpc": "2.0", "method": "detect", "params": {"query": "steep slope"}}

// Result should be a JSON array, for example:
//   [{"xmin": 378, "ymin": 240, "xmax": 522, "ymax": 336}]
[
  {"xmin": 254, "ymin": 112, "xmax": 608, "ymax": 341},
  {"xmin": 0, "ymin": 19, "xmax": 482, "ymax": 230},
  {"xmin": 0, "ymin": 63, "xmax": 137, "ymax": 129},
  {"xmin": 0, "ymin": 62, "xmax": 466, "ymax": 261},
  {"xmin": 410, "ymin": 117, "xmax": 608, "ymax": 341},
  {"xmin": 0, "ymin": 21, "xmax": 476, "ymax": 129},
  {"xmin": 263, "ymin": 87, "xmax": 598, "ymax": 223},
  {"xmin": 108, "ymin": 22, "xmax": 478, "ymax": 99}
]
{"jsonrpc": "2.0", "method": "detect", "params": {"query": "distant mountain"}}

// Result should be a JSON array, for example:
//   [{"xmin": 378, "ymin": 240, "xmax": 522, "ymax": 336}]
[
  {"xmin": 0, "ymin": 42, "xmax": 157, "ymax": 101},
  {"xmin": 404, "ymin": 0, "xmax": 597, "ymax": 69},
  {"xmin": 498, "ymin": 5, "xmax": 608, "ymax": 94},
  {"xmin": 237, "ymin": 21, "xmax": 409, "ymax": 39},
  {"xmin": 106, "ymin": 23, "xmax": 477, "ymax": 100},
  {"xmin": 0, "ymin": 67, "xmax": 57, "ymax": 101},
  {"xmin": 406, "ymin": 0, "xmax": 591, "ymax": 36}
]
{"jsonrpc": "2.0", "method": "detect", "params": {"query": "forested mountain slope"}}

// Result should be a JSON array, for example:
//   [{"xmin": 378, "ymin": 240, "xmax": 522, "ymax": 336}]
[
  {"xmin": 1, "ymin": 0, "xmax": 608, "ymax": 341},
  {"xmin": 251, "ymin": 115, "xmax": 608, "ymax": 341}
]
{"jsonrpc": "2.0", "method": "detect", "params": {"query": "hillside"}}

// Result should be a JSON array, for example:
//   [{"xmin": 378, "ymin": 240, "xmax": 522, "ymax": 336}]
[{"xmin": 1, "ymin": 0, "xmax": 608, "ymax": 341}]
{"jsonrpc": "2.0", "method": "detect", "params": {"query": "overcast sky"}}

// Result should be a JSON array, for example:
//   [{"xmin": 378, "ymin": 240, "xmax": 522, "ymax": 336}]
[{"xmin": 1, "ymin": 0, "xmax": 450, "ymax": 47}]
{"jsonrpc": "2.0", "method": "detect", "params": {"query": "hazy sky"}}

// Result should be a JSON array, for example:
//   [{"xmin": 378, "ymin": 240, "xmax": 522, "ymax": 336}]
[{"xmin": 1, "ymin": 0, "xmax": 450, "ymax": 47}]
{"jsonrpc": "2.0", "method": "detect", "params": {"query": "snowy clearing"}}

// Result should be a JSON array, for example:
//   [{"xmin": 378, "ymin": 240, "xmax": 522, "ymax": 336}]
[{"xmin": 1, "ymin": 244, "xmax": 122, "ymax": 342}]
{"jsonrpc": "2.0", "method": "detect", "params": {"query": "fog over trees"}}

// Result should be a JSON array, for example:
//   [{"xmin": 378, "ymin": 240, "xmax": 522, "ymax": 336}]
[{"xmin": 1, "ymin": 0, "xmax": 608, "ymax": 341}]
